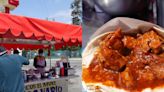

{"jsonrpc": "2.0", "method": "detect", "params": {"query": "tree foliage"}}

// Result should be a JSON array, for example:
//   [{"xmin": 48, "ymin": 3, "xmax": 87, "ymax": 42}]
[{"xmin": 71, "ymin": 0, "xmax": 82, "ymax": 25}]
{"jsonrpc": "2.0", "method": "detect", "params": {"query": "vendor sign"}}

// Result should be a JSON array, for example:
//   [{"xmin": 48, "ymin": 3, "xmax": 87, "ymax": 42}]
[
  {"xmin": 25, "ymin": 79, "xmax": 68, "ymax": 92},
  {"xmin": 0, "ymin": 0, "xmax": 19, "ymax": 11}
]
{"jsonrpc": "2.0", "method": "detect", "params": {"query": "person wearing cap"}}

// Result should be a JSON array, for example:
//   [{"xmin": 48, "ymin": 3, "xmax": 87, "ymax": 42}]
[
  {"xmin": 33, "ymin": 49, "xmax": 47, "ymax": 78},
  {"xmin": 0, "ymin": 46, "xmax": 29, "ymax": 92}
]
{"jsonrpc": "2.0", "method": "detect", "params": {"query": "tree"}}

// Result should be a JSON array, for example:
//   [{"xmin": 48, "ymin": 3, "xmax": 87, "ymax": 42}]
[{"xmin": 71, "ymin": 0, "xmax": 82, "ymax": 25}]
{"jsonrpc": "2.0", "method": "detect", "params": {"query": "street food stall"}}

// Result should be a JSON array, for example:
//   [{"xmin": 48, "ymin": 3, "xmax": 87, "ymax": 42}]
[{"xmin": 0, "ymin": 13, "xmax": 82, "ymax": 92}]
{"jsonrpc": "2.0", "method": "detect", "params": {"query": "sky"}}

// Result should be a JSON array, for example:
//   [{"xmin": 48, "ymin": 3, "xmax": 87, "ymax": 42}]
[{"xmin": 11, "ymin": 0, "xmax": 73, "ymax": 24}]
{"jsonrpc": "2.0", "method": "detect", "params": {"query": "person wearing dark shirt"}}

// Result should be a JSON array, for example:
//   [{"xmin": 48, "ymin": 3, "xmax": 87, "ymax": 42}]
[{"xmin": 33, "ymin": 49, "xmax": 46, "ymax": 78}]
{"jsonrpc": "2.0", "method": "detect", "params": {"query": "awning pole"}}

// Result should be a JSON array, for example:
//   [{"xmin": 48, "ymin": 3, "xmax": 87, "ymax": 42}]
[
  {"xmin": 48, "ymin": 45, "xmax": 52, "ymax": 69},
  {"xmin": 50, "ymin": 56, "xmax": 52, "ymax": 69}
]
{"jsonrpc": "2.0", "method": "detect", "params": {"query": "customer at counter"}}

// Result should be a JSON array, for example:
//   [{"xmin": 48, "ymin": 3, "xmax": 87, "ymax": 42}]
[
  {"xmin": 33, "ymin": 49, "xmax": 47, "ymax": 78},
  {"xmin": 0, "ymin": 46, "xmax": 29, "ymax": 92}
]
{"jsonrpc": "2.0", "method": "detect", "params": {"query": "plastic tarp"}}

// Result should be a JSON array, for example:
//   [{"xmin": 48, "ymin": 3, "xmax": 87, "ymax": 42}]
[
  {"xmin": 0, "ymin": 13, "xmax": 82, "ymax": 42},
  {"xmin": 0, "ymin": 13, "xmax": 82, "ymax": 49}
]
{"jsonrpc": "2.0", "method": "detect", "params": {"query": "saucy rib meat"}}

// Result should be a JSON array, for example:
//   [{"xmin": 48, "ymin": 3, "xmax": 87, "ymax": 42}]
[
  {"xmin": 83, "ymin": 28, "xmax": 164, "ymax": 91},
  {"xmin": 95, "ymin": 28, "xmax": 128, "ymax": 71}
]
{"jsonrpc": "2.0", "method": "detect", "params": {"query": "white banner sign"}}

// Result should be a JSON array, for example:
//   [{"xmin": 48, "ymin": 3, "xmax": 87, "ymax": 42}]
[{"xmin": 25, "ymin": 79, "xmax": 68, "ymax": 92}]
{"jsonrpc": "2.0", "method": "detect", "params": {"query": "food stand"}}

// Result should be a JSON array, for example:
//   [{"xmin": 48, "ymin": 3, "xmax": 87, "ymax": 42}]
[
  {"xmin": 25, "ymin": 75, "xmax": 79, "ymax": 92},
  {"xmin": 0, "ymin": 13, "xmax": 82, "ymax": 92}
]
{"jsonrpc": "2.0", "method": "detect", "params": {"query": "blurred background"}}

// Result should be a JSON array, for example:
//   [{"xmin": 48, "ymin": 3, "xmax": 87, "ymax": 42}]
[{"xmin": 82, "ymin": 0, "xmax": 164, "ymax": 48}]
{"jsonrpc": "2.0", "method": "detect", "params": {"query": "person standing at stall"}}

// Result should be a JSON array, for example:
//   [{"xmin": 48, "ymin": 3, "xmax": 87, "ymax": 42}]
[
  {"xmin": 61, "ymin": 56, "xmax": 70, "ymax": 76},
  {"xmin": 33, "ymin": 49, "xmax": 47, "ymax": 78},
  {"xmin": 0, "ymin": 46, "xmax": 29, "ymax": 92}
]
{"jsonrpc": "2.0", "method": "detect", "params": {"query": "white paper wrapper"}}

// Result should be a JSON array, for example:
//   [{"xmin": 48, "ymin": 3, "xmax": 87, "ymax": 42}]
[
  {"xmin": 82, "ymin": 17, "xmax": 164, "ymax": 92},
  {"xmin": 90, "ymin": 17, "xmax": 164, "ymax": 39}
]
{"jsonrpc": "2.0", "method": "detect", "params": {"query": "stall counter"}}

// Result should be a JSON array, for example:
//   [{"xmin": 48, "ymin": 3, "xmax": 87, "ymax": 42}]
[{"xmin": 25, "ymin": 75, "xmax": 79, "ymax": 92}]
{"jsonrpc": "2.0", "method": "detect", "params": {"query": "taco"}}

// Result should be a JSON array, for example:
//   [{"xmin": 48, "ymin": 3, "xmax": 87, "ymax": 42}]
[{"xmin": 82, "ymin": 18, "xmax": 164, "ymax": 92}]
